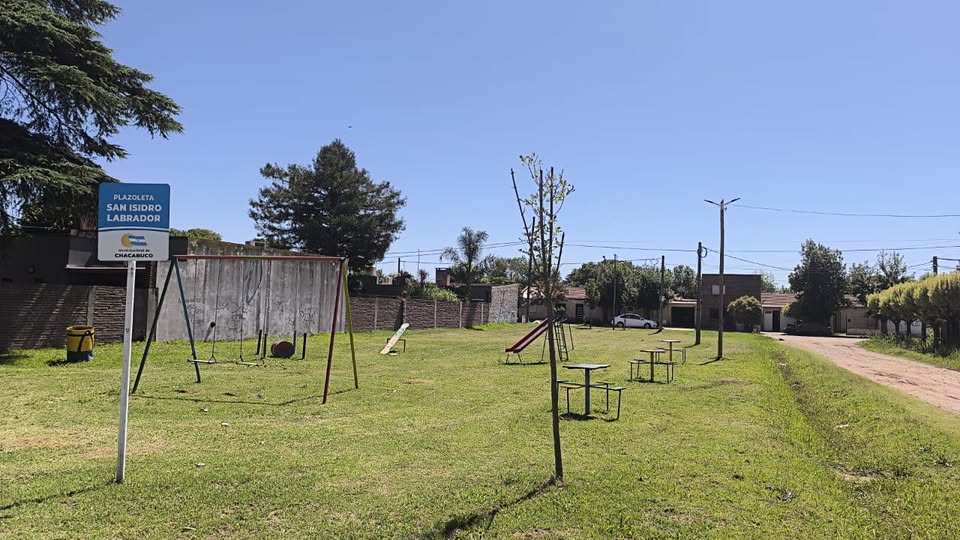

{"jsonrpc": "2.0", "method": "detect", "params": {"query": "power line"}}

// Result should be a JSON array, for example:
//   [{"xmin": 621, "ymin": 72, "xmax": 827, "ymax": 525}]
[
  {"xmin": 732, "ymin": 203, "xmax": 960, "ymax": 219},
  {"xmin": 566, "ymin": 243, "xmax": 697, "ymax": 253},
  {"xmin": 728, "ymin": 244, "xmax": 960, "ymax": 254}
]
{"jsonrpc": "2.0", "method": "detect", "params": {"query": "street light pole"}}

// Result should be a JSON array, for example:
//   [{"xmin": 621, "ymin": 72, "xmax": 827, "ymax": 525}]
[{"xmin": 705, "ymin": 197, "xmax": 740, "ymax": 360}]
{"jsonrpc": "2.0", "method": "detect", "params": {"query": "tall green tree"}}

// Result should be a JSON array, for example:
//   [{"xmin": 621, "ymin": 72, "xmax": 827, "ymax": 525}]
[
  {"xmin": 249, "ymin": 140, "xmax": 406, "ymax": 271},
  {"xmin": 788, "ymin": 240, "xmax": 848, "ymax": 324},
  {"xmin": 672, "ymin": 264, "xmax": 697, "ymax": 298},
  {"xmin": 567, "ymin": 260, "xmax": 670, "ymax": 319},
  {"xmin": 483, "ymin": 256, "xmax": 527, "ymax": 284},
  {"xmin": 441, "ymin": 227, "xmax": 492, "ymax": 300},
  {"xmin": 1, "ymin": 0, "xmax": 182, "ymax": 234},
  {"xmin": 876, "ymin": 250, "xmax": 910, "ymax": 290},
  {"xmin": 848, "ymin": 261, "xmax": 880, "ymax": 305},
  {"xmin": 761, "ymin": 272, "xmax": 778, "ymax": 293}
]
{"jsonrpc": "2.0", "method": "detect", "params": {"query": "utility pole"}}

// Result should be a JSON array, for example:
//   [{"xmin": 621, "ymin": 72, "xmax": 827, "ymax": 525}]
[
  {"xmin": 659, "ymin": 255, "xmax": 666, "ymax": 328},
  {"xmin": 933, "ymin": 256, "xmax": 940, "ymax": 347},
  {"xmin": 695, "ymin": 242, "xmax": 703, "ymax": 345},
  {"xmin": 613, "ymin": 254, "xmax": 618, "ymax": 321},
  {"xmin": 706, "ymin": 198, "xmax": 740, "ymax": 360},
  {"xmin": 397, "ymin": 257, "xmax": 401, "ymax": 275},
  {"xmin": 417, "ymin": 249, "xmax": 421, "ymax": 274}
]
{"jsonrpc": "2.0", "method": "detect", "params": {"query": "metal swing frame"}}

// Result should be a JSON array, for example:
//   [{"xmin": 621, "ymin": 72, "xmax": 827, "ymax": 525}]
[{"xmin": 130, "ymin": 254, "xmax": 358, "ymax": 404}]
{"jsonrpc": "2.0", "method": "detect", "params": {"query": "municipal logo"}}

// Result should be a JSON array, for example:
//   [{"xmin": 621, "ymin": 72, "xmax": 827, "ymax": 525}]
[{"xmin": 121, "ymin": 234, "xmax": 148, "ymax": 248}]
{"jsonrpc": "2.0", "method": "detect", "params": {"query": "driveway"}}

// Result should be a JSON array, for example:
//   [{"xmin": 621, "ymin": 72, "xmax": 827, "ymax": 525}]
[{"xmin": 771, "ymin": 333, "xmax": 960, "ymax": 415}]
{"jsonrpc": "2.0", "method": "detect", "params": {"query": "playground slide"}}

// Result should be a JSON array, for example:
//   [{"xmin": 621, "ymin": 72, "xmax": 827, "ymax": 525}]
[{"xmin": 505, "ymin": 319, "xmax": 551, "ymax": 353}]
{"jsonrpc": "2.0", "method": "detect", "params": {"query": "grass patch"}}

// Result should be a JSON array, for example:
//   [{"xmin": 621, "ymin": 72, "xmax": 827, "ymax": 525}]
[
  {"xmin": 471, "ymin": 321, "xmax": 530, "ymax": 332},
  {"xmin": 2, "ymin": 328, "xmax": 960, "ymax": 538},
  {"xmin": 861, "ymin": 336, "xmax": 960, "ymax": 371}
]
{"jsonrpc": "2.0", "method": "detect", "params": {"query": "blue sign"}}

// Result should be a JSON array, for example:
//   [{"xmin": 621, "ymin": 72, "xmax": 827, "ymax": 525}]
[{"xmin": 98, "ymin": 183, "xmax": 170, "ymax": 261}]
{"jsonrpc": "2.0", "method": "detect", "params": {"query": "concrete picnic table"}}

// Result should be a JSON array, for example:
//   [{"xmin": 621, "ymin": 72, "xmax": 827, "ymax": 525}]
[{"xmin": 563, "ymin": 363, "xmax": 610, "ymax": 415}]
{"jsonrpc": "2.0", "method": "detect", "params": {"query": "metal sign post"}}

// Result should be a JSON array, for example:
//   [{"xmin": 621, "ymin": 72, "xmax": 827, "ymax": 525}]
[{"xmin": 98, "ymin": 183, "xmax": 170, "ymax": 484}]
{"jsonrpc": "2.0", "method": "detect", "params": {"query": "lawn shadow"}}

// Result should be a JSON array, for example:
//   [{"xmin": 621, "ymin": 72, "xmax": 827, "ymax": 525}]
[
  {"xmin": 500, "ymin": 361, "xmax": 547, "ymax": 367},
  {"xmin": 699, "ymin": 357, "xmax": 724, "ymax": 366},
  {"xmin": 629, "ymin": 379, "xmax": 673, "ymax": 385},
  {"xmin": 0, "ymin": 351, "xmax": 29, "ymax": 366},
  {"xmin": 46, "ymin": 357, "xmax": 90, "ymax": 367},
  {"xmin": 422, "ymin": 478, "xmax": 557, "ymax": 539},
  {"xmin": 560, "ymin": 412, "xmax": 600, "ymax": 421},
  {"xmin": 0, "ymin": 481, "xmax": 111, "ymax": 515},
  {"xmin": 134, "ymin": 388, "xmax": 352, "ymax": 407}
]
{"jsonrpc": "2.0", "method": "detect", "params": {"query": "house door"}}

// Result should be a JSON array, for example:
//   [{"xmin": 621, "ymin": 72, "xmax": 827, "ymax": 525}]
[
  {"xmin": 772, "ymin": 310, "xmax": 781, "ymax": 332},
  {"xmin": 575, "ymin": 303, "xmax": 584, "ymax": 323}
]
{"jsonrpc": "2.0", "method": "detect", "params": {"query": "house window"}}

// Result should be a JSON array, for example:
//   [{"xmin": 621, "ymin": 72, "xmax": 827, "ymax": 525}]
[
  {"xmin": 709, "ymin": 308, "xmax": 719, "ymax": 320},
  {"xmin": 711, "ymin": 285, "xmax": 726, "ymax": 296}
]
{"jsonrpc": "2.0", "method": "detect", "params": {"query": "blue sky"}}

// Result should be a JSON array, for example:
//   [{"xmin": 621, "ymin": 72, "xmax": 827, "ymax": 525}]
[{"xmin": 101, "ymin": 1, "xmax": 960, "ymax": 287}]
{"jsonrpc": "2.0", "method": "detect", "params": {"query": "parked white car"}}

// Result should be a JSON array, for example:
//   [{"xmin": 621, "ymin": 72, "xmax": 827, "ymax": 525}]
[{"xmin": 611, "ymin": 313, "xmax": 659, "ymax": 329}]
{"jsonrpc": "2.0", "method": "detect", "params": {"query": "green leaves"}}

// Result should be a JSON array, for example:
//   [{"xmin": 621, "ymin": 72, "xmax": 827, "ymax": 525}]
[
  {"xmin": 249, "ymin": 140, "xmax": 406, "ymax": 270},
  {"xmin": 868, "ymin": 272, "xmax": 960, "ymax": 332},
  {"xmin": 1, "ymin": 0, "xmax": 182, "ymax": 233},
  {"xmin": 788, "ymin": 240, "xmax": 848, "ymax": 323},
  {"xmin": 727, "ymin": 295, "xmax": 762, "ymax": 325}
]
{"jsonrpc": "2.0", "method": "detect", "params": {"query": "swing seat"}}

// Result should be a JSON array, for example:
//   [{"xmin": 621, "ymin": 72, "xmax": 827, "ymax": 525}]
[
  {"xmin": 188, "ymin": 358, "xmax": 216, "ymax": 365},
  {"xmin": 235, "ymin": 358, "xmax": 264, "ymax": 367}
]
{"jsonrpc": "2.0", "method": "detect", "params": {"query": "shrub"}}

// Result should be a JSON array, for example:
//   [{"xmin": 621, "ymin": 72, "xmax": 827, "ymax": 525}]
[{"xmin": 728, "ymin": 295, "xmax": 762, "ymax": 329}]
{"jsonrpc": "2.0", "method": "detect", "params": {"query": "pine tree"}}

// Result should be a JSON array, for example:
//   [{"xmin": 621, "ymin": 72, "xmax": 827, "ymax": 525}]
[
  {"xmin": 1, "ymin": 0, "xmax": 182, "ymax": 233},
  {"xmin": 249, "ymin": 140, "xmax": 406, "ymax": 270}
]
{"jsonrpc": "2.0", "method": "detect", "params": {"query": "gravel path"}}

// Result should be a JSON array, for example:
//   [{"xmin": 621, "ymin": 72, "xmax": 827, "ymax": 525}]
[{"xmin": 773, "ymin": 334, "xmax": 960, "ymax": 415}]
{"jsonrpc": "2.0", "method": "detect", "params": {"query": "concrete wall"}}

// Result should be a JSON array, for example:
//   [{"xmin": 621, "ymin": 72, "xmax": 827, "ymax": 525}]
[{"xmin": 155, "ymin": 258, "xmax": 346, "ymax": 342}]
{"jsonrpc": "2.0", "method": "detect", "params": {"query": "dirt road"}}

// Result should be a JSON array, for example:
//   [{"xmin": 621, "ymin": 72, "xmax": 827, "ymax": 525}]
[{"xmin": 773, "ymin": 334, "xmax": 960, "ymax": 415}]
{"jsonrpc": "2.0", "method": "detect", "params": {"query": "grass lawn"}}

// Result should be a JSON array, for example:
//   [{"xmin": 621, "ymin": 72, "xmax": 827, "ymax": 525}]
[
  {"xmin": 3, "ymin": 326, "xmax": 960, "ymax": 538},
  {"xmin": 860, "ymin": 337, "xmax": 960, "ymax": 371}
]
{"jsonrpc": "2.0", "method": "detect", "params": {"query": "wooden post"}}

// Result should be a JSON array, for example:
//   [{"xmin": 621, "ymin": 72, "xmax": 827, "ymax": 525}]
[{"xmin": 718, "ymin": 201, "xmax": 726, "ymax": 359}]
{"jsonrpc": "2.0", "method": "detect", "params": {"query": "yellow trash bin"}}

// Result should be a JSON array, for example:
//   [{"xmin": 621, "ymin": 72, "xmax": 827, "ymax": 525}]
[{"xmin": 66, "ymin": 325, "xmax": 95, "ymax": 362}]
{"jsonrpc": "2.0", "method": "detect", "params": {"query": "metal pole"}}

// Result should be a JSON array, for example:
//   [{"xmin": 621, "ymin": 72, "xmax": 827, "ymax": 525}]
[
  {"xmin": 115, "ymin": 260, "xmax": 137, "ymax": 483},
  {"xmin": 173, "ymin": 258, "xmax": 201, "ymax": 382},
  {"xmin": 695, "ymin": 242, "xmax": 703, "ymax": 345},
  {"xmin": 322, "ymin": 259, "xmax": 347, "ymax": 404},
  {"xmin": 132, "ymin": 261, "xmax": 174, "ymax": 394},
  {"xmin": 612, "ymin": 254, "xmax": 618, "ymax": 323},
  {"xmin": 343, "ymin": 264, "xmax": 359, "ymax": 389},
  {"xmin": 659, "ymin": 255, "xmax": 665, "ymax": 328}
]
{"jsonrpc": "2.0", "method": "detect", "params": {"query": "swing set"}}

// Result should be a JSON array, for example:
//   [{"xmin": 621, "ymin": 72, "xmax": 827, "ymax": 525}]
[{"xmin": 130, "ymin": 254, "xmax": 357, "ymax": 404}]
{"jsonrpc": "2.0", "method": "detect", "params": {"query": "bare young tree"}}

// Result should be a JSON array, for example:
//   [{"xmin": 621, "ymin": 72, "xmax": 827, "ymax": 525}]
[{"xmin": 513, "ymin": 153, "xmax": 574, "ymax": 481}]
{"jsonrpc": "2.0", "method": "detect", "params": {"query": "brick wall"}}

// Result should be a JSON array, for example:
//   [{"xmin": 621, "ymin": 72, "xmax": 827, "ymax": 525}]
[
  {"xmin": 348, "ymin": 293, "xmax": 517, "ymax": 332},
  {"xmin": 349, "ymin": 297, "xmax": 403, "ymax": 331},
  {"xmin": 0, "ymin": 284, "xmax": 149, "ymax": 351},
  {"xmin": 700, "ymin": 274, "xmax": 762, "ymax": 330},
  {"xmin": 404, "ymin": 299, "xmax": 437, "ymax": 329}
]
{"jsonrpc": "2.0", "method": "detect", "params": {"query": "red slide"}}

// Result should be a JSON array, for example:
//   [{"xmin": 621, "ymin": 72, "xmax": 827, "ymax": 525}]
[{"xmin": 505, "ymin": 319, "xmax": 550, "ymax": 354}]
